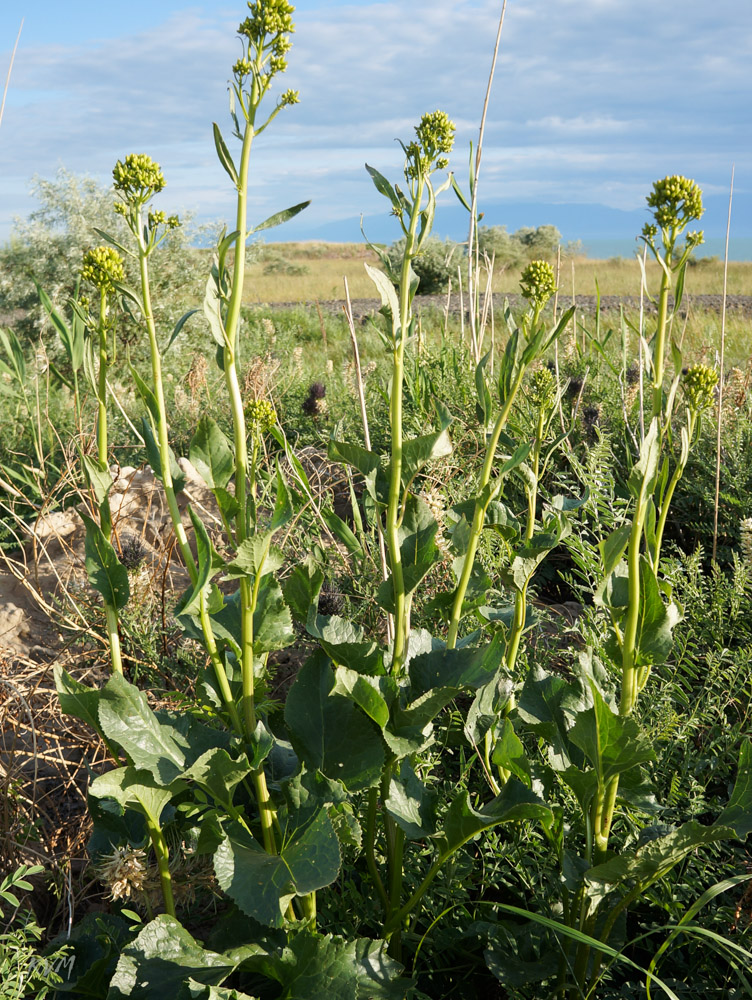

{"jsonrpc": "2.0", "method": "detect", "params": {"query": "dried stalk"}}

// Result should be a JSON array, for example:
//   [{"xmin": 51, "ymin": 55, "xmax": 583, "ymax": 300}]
[{"xmin": 712, "ymin": 165, "xmax": 734, "ymax": 563}]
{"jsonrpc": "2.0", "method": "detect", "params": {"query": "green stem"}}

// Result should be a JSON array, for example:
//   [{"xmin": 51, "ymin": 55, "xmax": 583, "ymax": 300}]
[
  {"xmin": 199, "ymin": 590, "xmax": 243, "ymax": 734},
  {"xmin": 366, "ymin": 788, "xmax": 389, "ymax": 916},
  {"xmin": 145, "ymin": 818, "xmax": 175, "ymax": 917},
  {"xmin": 653, "ymin": 412, "xmax": 695, "ymax": 568},
  {"xmin": 651, "ymin": 240, "xmax": 673, "ymax": 422},
  {"xmin": 104, "ymin": 603, "xmax": 123, "ymax": 676},
  {"xmin": 447, "ymin": 370, "xmax": 526, "ymax": 649},
  {"xmin": 137, "ymin": 235, "xmax": 197, "ymax": 584}
]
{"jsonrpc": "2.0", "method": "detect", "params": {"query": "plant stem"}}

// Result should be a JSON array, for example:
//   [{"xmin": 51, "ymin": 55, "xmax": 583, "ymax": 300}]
[
  {"xmin": 145, "ymin": 818, "xmax": 175, "ymax": 917},
  {"xmin": 137, "ymin": 237, "xmax": 197, "ymax": 583},
  {"xmin": 446, "ymin": 370, "xmax": 525, "ymax": 649},
  {"xmin": 366, "ymin": 787, "xmax": 389, "ymax": 916}
]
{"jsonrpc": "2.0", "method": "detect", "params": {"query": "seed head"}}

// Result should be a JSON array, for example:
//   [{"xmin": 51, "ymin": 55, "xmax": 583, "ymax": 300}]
[
  {"xmin": 646, "ymin": 175, "xmax": 704, "ymax": 231},
  {"xmin": 81, "ymin": 246, "xmax": 125, "ymax": 292},
  {"xmin": 682, "ymin": 363, "xmax": 718, "ymax": 413},
  {"xmin": 245, "ymin": 397, "xmax": 277, "ymax": 433},
  {"xmin": 113, "ymin": 153, "xmax": 166, "ymax": 205},
  {"xmin": 519, "ymin": 259, "xmax": 557, "ymax": 308},
  {"xmin": 97, "ymin": 846, "xmax": 148, "ymax": 901}
]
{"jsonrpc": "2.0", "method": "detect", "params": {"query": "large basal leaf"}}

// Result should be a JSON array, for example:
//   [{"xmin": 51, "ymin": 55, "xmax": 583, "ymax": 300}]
[
  {"xmin": 285, "ymin": 652, "xmax": 384, "ymax": 791},
  {"xmin": 383, "ymin": 688, "xmax": 459, "ymax": 759},
  {"xmin": 107, "ymin": 914, "xmax": 235, "ymax": 1000},
  {"xmin": 464, "ymin": 671, "xmax": 515, "ymax": 745},
  {"xmin": 438, "ymin": 781, "xmax": 552, "ymax": 858},
  {"xmin": 408, "ymin": 635, "xmax": 505, "ymax": 697},
  {"xmin": 214, "ymin": 811, "xmax": 340, "ymax": 928},
  {"xmin": 332, "ymin": 666, "xmax": 395, "ymax": 729},
  {"xmin": 178, "ymin": 982, "xmax": 258, "ymax": 1000},
  {"xmin": 98, "ymin": 674, "xmax": 227, "ymax": 783},
  {"xmin": 81, "ymin": 512, "xmax": 130, "ymax": 610},
  {"xmin": 384, "ymin": 759, "xmax": 438, "ymax": 840},
  {"xmin": 517, "ymin": 666, "xmax": 588, "ymax": 770},
  {"xmin": 269, "ymin": 931, "xmax": 410, "ymax": 1000},
  {"xmin": 307, "ymin": 614, "xmax": 382, "ymax": 674},
  {"xmin": 189, "ymin": 416, "xmax": 234, "ymax": 490}
]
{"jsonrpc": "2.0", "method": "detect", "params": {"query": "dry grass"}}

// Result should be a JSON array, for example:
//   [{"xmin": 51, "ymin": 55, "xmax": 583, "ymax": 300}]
[{"xmin": 241, "ymin": 242, "xmax": 752, "ymax": 303}]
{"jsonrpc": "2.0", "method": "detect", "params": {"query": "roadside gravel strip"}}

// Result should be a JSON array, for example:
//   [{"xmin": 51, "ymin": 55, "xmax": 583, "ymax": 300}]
[{"xmin": 255, "ymin": 293, "xmax": 752, "ymax": 320}]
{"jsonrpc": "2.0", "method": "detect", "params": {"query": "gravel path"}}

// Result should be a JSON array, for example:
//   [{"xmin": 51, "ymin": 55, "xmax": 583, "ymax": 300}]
[{"xmin": 254, "ymin": 293, "xmax": 752, "ymax": 320}]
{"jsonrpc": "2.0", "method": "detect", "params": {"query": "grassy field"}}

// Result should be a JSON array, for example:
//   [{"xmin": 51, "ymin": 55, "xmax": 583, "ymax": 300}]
[{"xmin": 242, "ymin": 240, "xmax": 752, "ymax": 302}]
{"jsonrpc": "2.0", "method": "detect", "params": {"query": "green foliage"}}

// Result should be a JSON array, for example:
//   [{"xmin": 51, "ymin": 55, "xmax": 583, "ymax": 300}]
[
  {"xmin": 385, "ymin": 235, "xmax": 460, "ymax": 294},
  {"xmin": 476, "ymin": 222, "xmax": 562, "ymax": 266}
]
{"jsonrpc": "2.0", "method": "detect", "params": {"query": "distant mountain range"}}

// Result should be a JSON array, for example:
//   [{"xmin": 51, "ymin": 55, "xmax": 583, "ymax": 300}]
[{"xmin": 285, "ymin": 192, "xmax": 752, "ymax": 260}]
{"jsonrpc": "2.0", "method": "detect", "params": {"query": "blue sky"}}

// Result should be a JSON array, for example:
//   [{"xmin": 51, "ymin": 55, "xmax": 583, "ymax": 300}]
[{"xmin": 1, "ymin": 0, "xmax": 750, "ymax": 256}]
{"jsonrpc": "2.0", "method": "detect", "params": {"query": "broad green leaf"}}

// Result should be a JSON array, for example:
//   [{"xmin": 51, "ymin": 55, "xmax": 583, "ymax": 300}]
[
  {"xmin": 408, "ymin": 635, "xmax": 505, "ymax": 697},
  {"xmin": 364, "ymin": 262, "xmax": 400, "ymax": 331},
  {"xmin": 252, "ymin": 200, "xmax": 311, "ymax": 235},
  {"xmin": 384, "ymin": 759, "xmax": 438, "ymax": 839},
  {"xmin": 383, "ymin": 687, "xmax": 457, "ymax": 759},
  {"xmin": 82, "ymin": 454, "xmax": 114, "ymax": 509},
  {"xmin": 270, "ymin": 462, "xmax": 293, "ymax": 532},
  {"xmin": 189, "ymin": 417, "xmax": 234, "ymax": 489},
  {"xmin": 213, "ymin": 123, "xmax": 238, "ymax": 186},
  {"xmin": 517, "ymin": 666, "xmax": 578, "ymax": 768},
  {"xmin": 634, "ymin": 556, "xmax": 680, "ymax": 666},
  {"xmin": 36, "ymin": 281, "xmax": 85, "ymax": 371},
  {"xmin": 498, "ymin": 513, "xmax": 571, "ymax": 593},
  {"xmin": 182, "ymin": 748, "xmax": 251, "ymax": 809},
  {"xmin": 54, "ymin": 666, "xmax": 104, "ymax": 735},
  {"xmin": 464, "ymin": 671, "xmax": 515, "ymax": 745},
  {"xmin": 178, "ymin": 982, "xmax": 258, "ymax": 1000},
  {"xmin": 204, "ymin": 268, "xmax": 229, "ymax": 350},
  {"xmin": 107, "ymin": 914, "xmax": 235, "ymax": 1000},
  {"xmin": 307, "ymin": 614, "xmax": 382, "ymax": 674},
  {"xmin": 599, "ymin": 524, "xmax": 632, "ymax": 579},
  {"xmin": 214, "ymin": 812, "xmax": 340, "ymax": 928},
  {"xmin": 283, "ymin": 559, "xmax": 324, "ymax": 625},
  {"xmin": 492, "ymin": 718, "xmax": 532, "ymax": 784},
  {"xmin": 568, "ymin": 684, "xmax": 654, "ymax": 786},
  {"xmin": 130, "ymin": 365, "xmax": 161, "ymax": 424},
  {"xmin": 586, "ymin": 820, "xmax": 739, "ymax": 886},
  {"xmin": 438, "ymin": 781, "xmax": 551, "ymax": 857},
  {"xmin": 377, "ymin": 496, "xmax": 440, "ymax": 612},
  {"xmin": 628, "ymin": 416, "xmax": 661, "ymax": 498},
  {"xmin": 223, "ymin": 535, "xmax": 283, "ymax": 580},
  {"xmin": 327, "ymin": 440, "xmax": 385, "ymax": 505},
  {"xmin": 401, "ymin": 426, "xmax": 452, "ymax": 495},
  {"xmin": 262, "ymin": 930, "xmax": 409, "ymax": 1000},
  {"xmin": 332, "ymin": 666, "xmax": 393, "ymax": 728},
  {"xmin": 81, "ymin": 512, "xmax": 130, "ymax": 609},
  {"xmin": 0, "ymin": 326, "xmax": 26, "ymax": 382},
  {"xmin": 89, "ymin": 766, "xmax": 177, "ymax": 828},
  {"xmin": 365, "ymin": 163, "xmax": 402, "ymax": 213},
  {"xmin": 251, "ymin": 575, "xmax": 294, "ymax": 653},
  {"xmin": 285, "ymin": 652, "xmax": 384, "ymax": 791},
  {"xmin": 716, "ymin": 741, "xmax": 752, "ymax": 838}
]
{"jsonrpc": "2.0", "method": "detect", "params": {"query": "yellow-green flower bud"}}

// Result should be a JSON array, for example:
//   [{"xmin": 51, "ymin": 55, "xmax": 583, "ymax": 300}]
[
  {"xmin": 405, "ymin": 110, "xmax": 455, "ymax": 179},
  {"xmin": 113, "ymin": 153, "xmax": 166, "ymax": 205},
  {"xmin": 528, "ymin": 366, "xmax": 557, "ymax": 410},
  {"xmin": 280, "ymin": 88, "xmax": 299, "ymax": 107},
  {"xmin": 233, "ymin": 57, "xmax": 252, "ymax": 79},
  {"xmin": 682, "ymin": 364, "xmax": 717, "ymax": 413},
  {"xmin": 81, "ymin": 246, "xmax": 125, "ymax": 292},
  {"xmin": 646, "ymin": 175, "xmax": 703, "ymax": 231},
  {"xmin": 245, "ymin": 398, "xmax": 277, "ymax": 434},
  {"xmin": 519, "ymin": 259, "xmax": 557, "ymax": 308}
]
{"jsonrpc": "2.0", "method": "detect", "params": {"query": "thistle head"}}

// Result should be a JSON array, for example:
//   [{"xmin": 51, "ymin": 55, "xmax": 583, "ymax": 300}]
[
  {"xmin": 245, "ymin": 397, "xmax": 277, "ymax": 434},
  {"xmin": 528, "ymin": 366, "xmax": 557, "ymax": 411},
  {"xmin": 646, "ymin": 175, "xmax": 704, "ymax": 232},
  {"xmin": 81, "ymin": 246, "xmax": 125, "ymax": 292},
  {"xmin": 113, "ymin": 153, "xmax": 166, "ymax": 207},
  {"xmin": 682, "ymin": 363, "xmax": 717, "ymax": 413},
  {"xmin": 519, "ymin": 259, "xmax": 557, "ymax": 309},
  {"xmin": 405, "ymin": 110, "xmax": 455, "ymax": 179}
]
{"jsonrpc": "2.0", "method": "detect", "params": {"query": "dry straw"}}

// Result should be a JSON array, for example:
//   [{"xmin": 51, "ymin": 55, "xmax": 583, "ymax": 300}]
[{"xmin": 712, "ymin": 164, "xmax": 734, "ymax": 563}]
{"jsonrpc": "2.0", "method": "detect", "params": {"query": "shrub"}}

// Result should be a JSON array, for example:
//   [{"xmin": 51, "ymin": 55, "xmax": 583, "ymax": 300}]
[{"xmin": 386, "ymin": 234, "xmax": 460, "ymax": 294}]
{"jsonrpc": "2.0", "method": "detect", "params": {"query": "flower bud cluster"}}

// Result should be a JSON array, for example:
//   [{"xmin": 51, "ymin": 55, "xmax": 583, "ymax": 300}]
[
  {"xmin": 519, "ymin": 259, "xmax": 557, "ymax": 308},
  {"xmin": 405, "ymin": 110, "xmax": 455, "ymax": 178},
  {"xmin": 646, "ymin": 175, "xmax": 704, "ymax": 231},
  {"xmin": 682, "ymin": 364, "xmax": 718, "ymax": 413},
  {"xmin": 528, "ymin": 366, "xmax": 557, "ymax": 411},
  {"xmin": 148, "ymin": 209, "xmax": 180, "ymax": 231},
  {"xmin": 81, "ymin": 246, "xmax": 125, "ymax": 292},
  {"xmin": 245, "ymin": 397, "xmax": 277, "ymax": 434},
  {"xmin": 238, "ymin": 0, "xmax": 295, "ymax": 76},
  {"xmin": 113, "ymin": 153, "xmax": 166, "ymax": 205}
]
